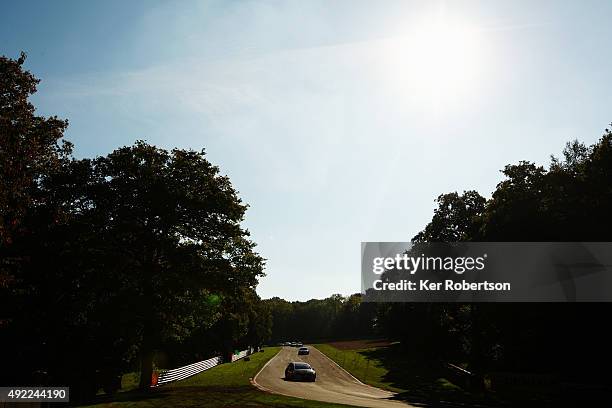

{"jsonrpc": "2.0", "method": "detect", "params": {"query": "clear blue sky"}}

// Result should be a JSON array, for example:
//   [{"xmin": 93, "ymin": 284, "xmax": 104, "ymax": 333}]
[{"xmin": 2, "ymin": 0, "xmax": 611, "ymax": 301}]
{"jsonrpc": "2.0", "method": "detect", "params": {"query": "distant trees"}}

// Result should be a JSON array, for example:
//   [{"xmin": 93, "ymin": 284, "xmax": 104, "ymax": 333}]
[
  {"xmin": 0, "ymin": 53, "xmax": 266, "ymax": 400},
  {"xmin": 265, "ymin": 294, "xmax": 377, "ymax": 342}
]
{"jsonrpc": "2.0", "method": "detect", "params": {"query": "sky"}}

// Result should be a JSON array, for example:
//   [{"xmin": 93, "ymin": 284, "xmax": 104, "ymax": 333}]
[{"xmin": 2, "ymin": 0, "xmax": 612, "ymax": 301}]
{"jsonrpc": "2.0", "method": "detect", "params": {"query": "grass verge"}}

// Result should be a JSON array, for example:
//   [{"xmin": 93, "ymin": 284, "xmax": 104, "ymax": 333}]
[
  {"xmin": 314, "ymin": 343, "xmax": 504, "ymax": 407},
  {"xmin": 78, "ymin": 347, "xmax": 356, "ymax": 408}
]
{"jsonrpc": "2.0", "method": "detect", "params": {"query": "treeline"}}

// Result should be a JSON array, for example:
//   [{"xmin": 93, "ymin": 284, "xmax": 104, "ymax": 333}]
[
  {"xmin": 264, "ymin": 294, "xmax": 377, "ymax": 342},
  {"xmin": 0, "ymin": 54, "xmax": 271, "ymax": 400}
]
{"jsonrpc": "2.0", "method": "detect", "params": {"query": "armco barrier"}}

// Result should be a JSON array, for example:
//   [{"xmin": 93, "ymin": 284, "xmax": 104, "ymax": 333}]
[
  {"xmin": 153, "ymin": 349, "xmax": 250, "ymax": 386},
  {"xmin": 154, "ymin": 356, "xmax": 222, "ymax": 386},
  {"xmin": 231, "ymin": 349, "xmax": 249, "ymax": 362}
]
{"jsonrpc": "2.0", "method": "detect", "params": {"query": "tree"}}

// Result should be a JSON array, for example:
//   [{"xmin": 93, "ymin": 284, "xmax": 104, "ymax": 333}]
[
  {"xmin": 1, "ymin": 53, "xmax": 268, "ymax": 399},
  {"xmin": 244, "ymin": 292, "xmax": 272, "ymax": 348},
  {"xmin": 74, "ymin": 142, "xmax": 265, "ymax": 388},
  {"xmin": 0, "ymin": 52, "xmax": 72, "ymax": 305},
  {"xmin": 0, "ymin": 52, "xmax": 72, "ymax": 247},
  {"xmin": 0, "ymin": 53, "xmax": 77, "ymax": 392},
  {"xmin": 412, "ymin": 191, "xmax": 486, "ymax": 243}
]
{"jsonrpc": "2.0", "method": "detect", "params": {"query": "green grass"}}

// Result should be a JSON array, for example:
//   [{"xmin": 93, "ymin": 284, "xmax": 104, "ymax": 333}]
[
  {"xmin": 169, "ymin": 348, "xmax": 274, "ymax": 389},
  {"xmin": 313, "ymin": 344, "xmax": 405, "ymax": 393},
  {"xmin": 120, "ymin": 372, "xmax": 140, "ymax": 392},
  {"xmin": 314, "ymin": 343, "xmax": 503, "ymax": 407},
  {"xmin": 94, "ymin": 372, "xmax": 139, "ymax": 396},
  {"xmin": 78, "ymin": 347, "xmax": 357, "ymax": 408}
]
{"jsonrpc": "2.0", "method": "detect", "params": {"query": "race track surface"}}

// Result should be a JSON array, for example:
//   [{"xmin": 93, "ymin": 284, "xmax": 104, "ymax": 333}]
[{"xmin": 253, "ymin": 346, "xmax": 414, "ymax": 408}]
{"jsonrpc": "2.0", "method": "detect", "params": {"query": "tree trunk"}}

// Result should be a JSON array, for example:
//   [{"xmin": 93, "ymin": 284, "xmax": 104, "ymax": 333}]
[
  {"xmin": 139, "ymin": 255, "xmax": 157, "ymax": 389},
  {"xmin": 139, "ymin": 325, "xmax": 154, "ymax": 389}
]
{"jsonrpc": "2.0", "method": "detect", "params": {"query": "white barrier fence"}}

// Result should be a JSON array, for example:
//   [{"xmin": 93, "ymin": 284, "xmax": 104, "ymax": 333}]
[
  {"xmin": 231, "ymin": 349, "xmax": 249, "ymax": 362},
  {"xmin": 153, "ymin": 349, "xmax": 250, "ymax": 386},
  {"xmin": 155, "ymin": 356, "xmax": 223, "ymax": 386}
]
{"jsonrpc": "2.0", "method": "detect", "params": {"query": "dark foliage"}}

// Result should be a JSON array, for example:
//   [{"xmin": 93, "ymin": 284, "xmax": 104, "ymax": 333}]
[
  {"xmin": 0, "ymin": 54, "xmax": 268, "ymax": 400},
  {"xmin": 377, "ymin": 131, "xmax": 612, "ymax": 394}
]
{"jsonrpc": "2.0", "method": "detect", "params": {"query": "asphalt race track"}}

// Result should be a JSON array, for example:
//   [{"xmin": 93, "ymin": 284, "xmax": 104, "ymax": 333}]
[{"xmin": 253, "ymin": 346, "xmax": 414, "ymax": 408}]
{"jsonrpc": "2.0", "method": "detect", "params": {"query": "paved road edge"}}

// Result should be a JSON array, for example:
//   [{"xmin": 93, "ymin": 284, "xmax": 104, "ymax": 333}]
[
  {"xmin": 250, "ymin": 347, "xmax": 284, "ymax": 395},
  {"xmin": 251, "ymin": 346, "xmax": 392, "ymax": 399}
]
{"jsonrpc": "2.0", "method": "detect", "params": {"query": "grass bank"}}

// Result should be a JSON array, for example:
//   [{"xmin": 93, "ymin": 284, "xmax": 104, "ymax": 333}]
[
  {"xmin": 78, "ymin": 347, "xmax": 355, "ymax": 408},
  {"xmin": 314, "ymin": 343, "xmax": 502, "ymax": 407}
]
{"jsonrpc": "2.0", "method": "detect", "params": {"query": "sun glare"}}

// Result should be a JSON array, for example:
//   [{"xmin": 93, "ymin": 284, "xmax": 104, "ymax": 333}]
[{"xmin": 381, "ymin": 14, "xmax": 485, "ymax": 112}]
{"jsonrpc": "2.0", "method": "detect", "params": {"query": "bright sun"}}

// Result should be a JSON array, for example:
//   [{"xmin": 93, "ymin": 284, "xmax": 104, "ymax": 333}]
[{"xmin": 381, "ymin": 14, "xmax": 484, "ymax": 112}]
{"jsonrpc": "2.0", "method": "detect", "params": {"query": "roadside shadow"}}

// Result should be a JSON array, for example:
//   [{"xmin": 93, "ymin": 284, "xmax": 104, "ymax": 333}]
[
  {"xmin": 83, "ymin": 385, "xmax": 262, "ymax": 406},
  {"xmin": 359, "ymin": 345, "xmax": 505, "ymax": 408},
  {"xmin": 83, "ymin": 387, "xmax": 173, "ymax": 405}
]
